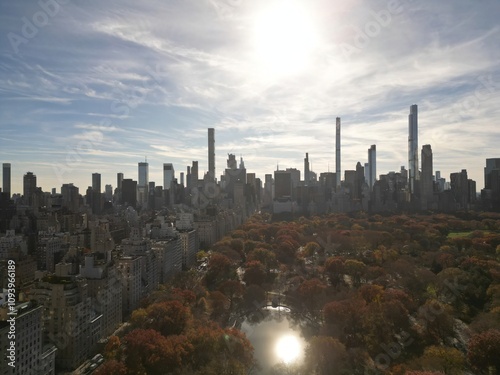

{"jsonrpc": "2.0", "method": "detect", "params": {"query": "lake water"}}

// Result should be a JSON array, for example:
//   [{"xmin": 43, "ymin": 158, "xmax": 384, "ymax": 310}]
[{"xmin": 240, "ymin": 307, "xmax": 307, "ymax": 374}]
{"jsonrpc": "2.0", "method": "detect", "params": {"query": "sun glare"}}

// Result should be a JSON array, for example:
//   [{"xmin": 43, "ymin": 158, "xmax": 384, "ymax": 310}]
[
  {"xmin": 252, "ymin": 1, "xmax": 319, "ymax": 76},
  {"xmin": 275, "ymin": 334, "xmax": 302, "ymax": 364}
]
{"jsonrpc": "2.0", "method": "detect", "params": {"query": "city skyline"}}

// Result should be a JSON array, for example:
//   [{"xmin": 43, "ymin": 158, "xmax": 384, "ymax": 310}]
[{"xmin": 1, "ymin": 0, "xmax": 500, "ymax": 194}]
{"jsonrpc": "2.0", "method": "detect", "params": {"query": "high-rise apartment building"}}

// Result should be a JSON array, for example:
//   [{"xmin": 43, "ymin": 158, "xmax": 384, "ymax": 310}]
[
  {"xmin": 336, "ymin": 117, "xmax": 341, "ymax": 189},
  {"xmin": 208, "ymin": 128, "xmax": 215, "ymax": 181},
  {"xmin": 368, "ymin": 145, "xmax": 376, "ymax": 189},
  {"xmin": 29, "ymin": 264, "xmax": 101, "ymax": 370},
  {"xmin": 0, "ymin": 302, "xmax": 57, "ymax": 375},
  {"xmin": 2, "ymin": 163, "xmax": 11, "ymax": 198},
  {"xmin": 408, "ymin": 104, "xmax": 419, "ymax": 197},
  {"xmin": 80, "ymin": 255, "xmax": 123, "ymax": 338}
]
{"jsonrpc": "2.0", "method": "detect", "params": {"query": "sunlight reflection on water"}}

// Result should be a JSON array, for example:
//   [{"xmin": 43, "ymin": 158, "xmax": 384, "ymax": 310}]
[{"xmin": 240, "ymin": 310, "xmax": 306, "ymax": 374}]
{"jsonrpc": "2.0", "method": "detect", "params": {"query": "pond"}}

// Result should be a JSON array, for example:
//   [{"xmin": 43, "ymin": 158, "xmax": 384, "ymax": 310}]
[{"xmin": 240, "ymin": 306, "xmax": 308, "ymax": 374}]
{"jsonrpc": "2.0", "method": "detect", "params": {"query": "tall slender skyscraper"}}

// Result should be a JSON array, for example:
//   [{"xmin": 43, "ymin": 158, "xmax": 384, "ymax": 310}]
[
  {"xmin": 408, "ymin": 104, "xmax": 419, "ymax": 196},
  {"xmin": 138, "ymin": 162, "xmax": 149, "ymax": 206},
  {"xmin": 2, "ymin": 163, "xmax": 11, "ymax": 197},
  {"xmin": 368, "ymin": 145, "xmax": 376, "ymax": 189},
  {"xmin": 336, "ymin": 117, "xmax": 341, "ymax": 189},
  {"xmin": 304, "ymin": 153, "xmax": 310, "ymax": 185},
  {"xmin": 208, "ymin": 128, "xmax": 215, "ymax": 181}
]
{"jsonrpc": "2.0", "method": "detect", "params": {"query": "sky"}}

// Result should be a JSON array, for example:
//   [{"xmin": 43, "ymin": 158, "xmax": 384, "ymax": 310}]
[{"xmin": 1, "ymin": 0, "xmax": 499, "ymax": 195}]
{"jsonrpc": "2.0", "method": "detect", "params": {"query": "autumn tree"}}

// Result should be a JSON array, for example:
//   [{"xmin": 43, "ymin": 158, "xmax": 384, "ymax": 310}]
[
  {"xmin": 205, "ymin": 253, "xmax": 237, "ymax": 289},
  {"xmin": 467, "ymin": 329, "xmax": 500, "ymax": 374},
  {"xmin": 324, "ymin": 256, "xmax": 345, "ymax": 287},
  {"xmin": 243, "ymin": 260, "xmax": 267, "ymax": 286},
  {"xmin": 123, "ymin": 329, "xmax": 193, "ymax": 374},
  {"xmin": 218, "ymin": 280, "xmax": 244, "ymax": 310},
  {"xmin": 103, "ymin": 335, "xmax": 121, "ymax": 360},
  {"xmin": 130, "ymin": 300, "xmax": 192, "ymax": 336},
  {"xmin": 417, "ymin": 345, "xmax": 464, "ymax": 375},
  {"xmin": 303, "ymin": 336, "xmax": 349, "ymax": 375},
  {"xmin": 93, "ymin": 360, "xmax": 127, "ymax": 375}
]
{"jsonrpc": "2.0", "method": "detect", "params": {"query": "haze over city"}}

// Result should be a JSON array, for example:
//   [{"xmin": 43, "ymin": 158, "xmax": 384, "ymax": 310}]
[{"xmin": 1, "ymin": 0, "xmax": 500, "ymax": 193}]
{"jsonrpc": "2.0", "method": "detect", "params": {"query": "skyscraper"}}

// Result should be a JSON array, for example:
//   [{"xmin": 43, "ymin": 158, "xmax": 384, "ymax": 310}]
[
  {"xmin": 2, "ymin": 163, "xmax": 11, "ymax": 197},
  {"xmin": 91, "ymin": 173, "xmax": 102, "ymax": 214},
  {"xmin": 117, "ymin": 173, "xmax": 124, "ymax": 190},
  {"xmin": 408, "ymin": 104, "xmax": 419, "ymax": 197},
  {"xmin": 421, "ymin": 145, "xmax": 434, "ymax": 209},
  {"xmin": 138, "ymin": 162, "xmax": 149, "ymax": 188},
  {"xmin": 163, "ymin": 163, "xmax": 174, "ymax": 189},
  {"xmin": 208, "ymin": 128, "xmax": 215, "ymax": 181},
  {"xmin": 336, "ymin": 117, "xmax": 341, "ymax": 189},
  {"xmin": 138, "ymin": 162, "xmax": 149, "ymax": 206},
  {"xmin": 23, "ymin": 172, "xmax": 37, "ymax": 206},
  {"xmin": 368, "ymin": 145, "xmax": 376, "ymax": 189},
  {"xmin": 304, "ymin": 153, "xmax": 310, "ymax": 185}
]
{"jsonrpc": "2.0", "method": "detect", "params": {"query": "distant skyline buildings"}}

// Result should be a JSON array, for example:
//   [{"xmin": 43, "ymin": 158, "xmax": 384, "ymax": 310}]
[{"xmin": 0, "ymin": 105, "xmax": 498, "ymax": 196}]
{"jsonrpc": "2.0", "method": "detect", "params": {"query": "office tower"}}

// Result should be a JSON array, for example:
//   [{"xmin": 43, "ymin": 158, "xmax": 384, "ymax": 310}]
[
  {"xmin": 2, "ymin": 163, "xmax": 11, "ymax": 197},
  {"xmin": 137, "ymin": 162, "xmax": 149, "ymax": 206},
  {"xmin": 368, "ymin": 145, "xmax": 376, "ymax": 189},
  {"xmin": 485, "ymin": 158, "xmax": 500, "ymax": 189},
  {"xmin": 105, "ymin": 184, "xmax": 113, "ymax": 201},
  {"xmin": 180, "ymin": 172, "xmax": 185, "ymax": 186},
  {"xmin": 138, "ymin": 162, "xmax": 149, "ymax": 187},
  {"xmin": 354, "ymin": 162, "xmax": 365, "ymax": 200},
  {"xmin": 92, "ymin": 173, "xmax": 101, "ymax": 193},
  {"xmin": 61, "ymin": 183, "xmax": 80, "ymax": 212},
  {"xmin": 408, "ymin": 104, "xmax": 419, "ymax": 196},
  {"xmin": 91, "ymin": 173, "xmax": 102, "ymax": 215},
  {"xmin": 122, "ymin": 179, "xmax": 137, "ymax": 208},
  {"xmin": 450, "ymin": 170, "xmax": 470, "ymax": 209},
  {"xmin": 227, "ymin": 154, "xmax": 237, "ymax": 170},
  {"xmin": 208, "ymin": 128, "xmax": 215, "ymax": 181},
  {"xmin": 23, "ymin": 171, "xmax": 37, "ymax": 206},
  {"xmin": 336, "ymin": 117, "xmax": 341, "ymax": 189},
  {"xmin": 274, "ymin": 170, "xmax": 293, "ymax": 200},
  {"xmin": 421, "ymin": 145, "xmax": 433, "ymax": 207},
  {"xmin": 191, "ymin": 161, "xmax": 199, "ymax": 186},
  {"xmin": 304, "ymin": 153, "xmax": 310, "ymax": 185},
  {"xmin": 117, "ymin": 173, "xmax": 124, "ymax": 190},
  {"xmin": 163, "ymin": 163, "xmax": 175, "ymax": 189}
]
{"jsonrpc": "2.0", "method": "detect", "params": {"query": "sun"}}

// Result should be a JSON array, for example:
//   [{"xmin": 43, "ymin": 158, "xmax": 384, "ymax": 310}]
[
  {"xmin": 275, "ymin": 334, "xmax": 302, "ymax": 364},
  {"xmin": 252, "ymin": 1, "xmax": 319, "ymax": 76}
]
